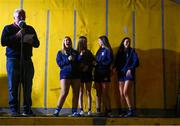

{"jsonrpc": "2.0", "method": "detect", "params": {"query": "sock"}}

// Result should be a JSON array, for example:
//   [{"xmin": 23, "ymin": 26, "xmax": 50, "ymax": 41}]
[
  {"xmin": 72, "ymin": 108, "xmax": 77, "ymax": 113},
  {"xmin": 56, "ymin": 107, "xmax": 61, "ymax": 111}
]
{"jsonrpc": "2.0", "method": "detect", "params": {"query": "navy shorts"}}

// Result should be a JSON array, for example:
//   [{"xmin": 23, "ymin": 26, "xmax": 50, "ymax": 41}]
[
  {"xmin": 60, "ymin": 73, "xmax": 80, "ymax": 80},
  {"xmin": 80, "ymin": 72, "xmax": 93, "ymax": 83},
  {"xmin": 118, "ymin": 70, "xmax": 135, "ymax": 81},
  {"xmin": 94, "ymin": 70, "xmax": 111, "ymax": 83}
]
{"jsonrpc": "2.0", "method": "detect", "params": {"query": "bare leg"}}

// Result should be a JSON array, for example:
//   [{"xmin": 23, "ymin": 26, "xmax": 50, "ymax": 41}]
[
  {"xmin": 95, "ymin": 82, "xmax": 102, "ymax": 112},
  {"xmin": 102, "ymin": 82, "xmax": 111, "ymax": 113},
  {"xmin": 85, "ymin": 81, "xmax": 92, "ymax": 111},
  {"xmin": 79, "ymin": 83, "xmax": 84, "ymax": 110},
  {"xmin": 119, "ymin": 81, "xmax": 125, "ymax": 108},
  {"xmin": 57, "ymin": 79, "xmax": 70, "ymax": 108},
  {"xmin": 71, "ymin": 79, "xmax": 81, "ymax": 113},
  {"xmin": 123, "ymin": 80, "xmax": 133, "ymax": 109}
]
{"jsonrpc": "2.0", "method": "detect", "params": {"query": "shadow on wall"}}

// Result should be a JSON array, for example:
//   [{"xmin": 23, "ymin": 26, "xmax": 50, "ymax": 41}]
[
  {"xmin": 136, "ymin": 49, "xmax": 180, "ymax": 109},
  {"xmin": 0, "ymin": 76, "xmax": 8, "ymax": 107},
  {"xmin": 109, "ymin": 47, "xmax": 180, "ymax": 110}
]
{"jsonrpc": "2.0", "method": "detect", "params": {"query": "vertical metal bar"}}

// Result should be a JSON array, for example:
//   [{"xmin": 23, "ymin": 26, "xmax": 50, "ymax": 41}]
[
  {"xmin": 132, "ymin": 0, "xmax": 136, "ymax": 109},
  {"xmin": 106, "ymin": 0, "xmax": 108, "ymax": 36},
  {"xmin": 44, "ymin": 10, "xmax": 50, "ymax": 110},
  {"xmin": 20, "ymin": 0, "xmax": 23, "ymax": 9},
  {"xmin": 161, "ymin": 0, "xmax": 167, "ymax": 109},
  {"xmin": 74, "ymin": 10, "xmax": 77, "ymax": 48}
]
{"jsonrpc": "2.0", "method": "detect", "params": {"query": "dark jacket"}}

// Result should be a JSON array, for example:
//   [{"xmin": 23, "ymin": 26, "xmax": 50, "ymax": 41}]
[
  {"xmin": 114, "ymin": 47, "xmax": 139, "ymax": 73},
  {"xmin": 95, "ymin": 47, "xmax": 113, "ymax": 71},
  {"xmin": 79, "ymin": 49, "xmax": 95, "ymax": 73},
  {"xmin": 1, "ymin": 23, "xmax": 40, "ymax": 60}
]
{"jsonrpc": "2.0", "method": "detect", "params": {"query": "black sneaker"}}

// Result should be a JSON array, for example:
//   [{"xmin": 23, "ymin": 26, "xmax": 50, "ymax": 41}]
[
  {"xmin": 119, "ymin": 111, "xmax": 127, "ymax": 117},
  {"xmin": 123, "ymin": 110, "xmax": 134, "ymax": 117}
]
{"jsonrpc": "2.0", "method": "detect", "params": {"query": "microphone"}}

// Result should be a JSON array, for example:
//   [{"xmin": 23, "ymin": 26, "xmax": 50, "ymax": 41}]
[{"xmin": 18, "ymin": 20, "xmax": 26, "ymax": 29}]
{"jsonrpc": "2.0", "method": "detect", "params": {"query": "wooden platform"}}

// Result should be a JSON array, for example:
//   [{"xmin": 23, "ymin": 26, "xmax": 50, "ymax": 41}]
[{"xmin": 0, "ymin": 116, "xmax": 180, "ymax": 125}]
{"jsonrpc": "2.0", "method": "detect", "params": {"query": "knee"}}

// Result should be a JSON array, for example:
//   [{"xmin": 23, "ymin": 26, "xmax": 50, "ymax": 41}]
[
  {"xmin": 123, "ymin": 91, "xmax": 128, "ymax": 98},
  {"xmin": 86, "ymin": 90, "xmax": 91, "ymax": 97},
  {"xmin": 61, "ymin": 91, "xmax": 68, "ymax": 98}
]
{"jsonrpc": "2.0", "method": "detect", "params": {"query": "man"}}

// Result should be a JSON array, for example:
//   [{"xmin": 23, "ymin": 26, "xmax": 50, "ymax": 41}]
[{"xmin": 1, "ymin": 8, "xmax": 40, "ymax": 116}]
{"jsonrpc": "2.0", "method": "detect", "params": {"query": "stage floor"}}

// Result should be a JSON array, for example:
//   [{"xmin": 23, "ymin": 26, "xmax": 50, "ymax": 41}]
[{"xmin": 0, "ymin": 115, "xmax": 180, "ymax": 125}]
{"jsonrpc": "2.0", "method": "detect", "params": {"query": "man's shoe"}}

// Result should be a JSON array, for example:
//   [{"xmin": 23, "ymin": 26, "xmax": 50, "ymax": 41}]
[{"xmin": 11, "ymin": 111, "xmax": 19, "ymax": 117}]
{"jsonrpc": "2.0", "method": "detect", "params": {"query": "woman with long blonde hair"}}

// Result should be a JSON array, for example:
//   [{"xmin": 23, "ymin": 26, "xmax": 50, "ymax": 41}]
[{"xmin": 53, "ymin": 36, "xmax": 81, "ymax": 117}]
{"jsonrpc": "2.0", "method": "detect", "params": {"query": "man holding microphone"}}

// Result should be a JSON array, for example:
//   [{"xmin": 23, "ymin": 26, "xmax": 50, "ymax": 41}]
[{"xmin": 1, "ymin": 8, "xmax": 40, "ymax": 116}]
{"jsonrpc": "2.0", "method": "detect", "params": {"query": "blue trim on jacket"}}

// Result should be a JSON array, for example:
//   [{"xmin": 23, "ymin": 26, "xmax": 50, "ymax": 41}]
[{"xmin": 95, "ymin": 47, "xmax": 113, "ymax": 71}]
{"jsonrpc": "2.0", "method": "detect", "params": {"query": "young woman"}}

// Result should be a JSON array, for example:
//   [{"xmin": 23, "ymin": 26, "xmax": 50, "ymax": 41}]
[
  {"xmin": 53, "ymin": 36, "xmax": 81, "ymax": 117},
  {"xmin": 77, "ymin": 36, "xmax": 95, "ymax": 116},
  {"xmin": 94, "ymin": 35, "xmax": 113, "ymax": 116},
  {"xmin": 114, "ymin": 37, "xmax": 139, "ymax": 117}
]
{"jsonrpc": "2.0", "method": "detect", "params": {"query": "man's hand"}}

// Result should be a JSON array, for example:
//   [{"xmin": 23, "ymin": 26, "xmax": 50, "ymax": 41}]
[
  {"xmin": 16, "ymin": 29, "xmax": 25, "ymax": 38},
  {"xmin": 25, "ymin": 38, "xmax": 33, "ymax": 45}
]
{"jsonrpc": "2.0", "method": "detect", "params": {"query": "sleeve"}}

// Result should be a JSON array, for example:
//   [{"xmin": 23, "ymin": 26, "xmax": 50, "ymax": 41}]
[
  {"xmin": 31, "ymin": 27, "xmax": 40, "ymax": 48},
  {"xmin": 128, "ymin": 50, "xmax": 139, "ymax": 70},
  {"xmin": 56, "ymin": 51, "xmax": 70, "ymax": 68},
  {"xmin": 1, "ymin": 26, "xmax": 19, "ymax": 47},
  {"xmin": 101, "ymin": 49, "xmax": 112, "ymax": 66}
]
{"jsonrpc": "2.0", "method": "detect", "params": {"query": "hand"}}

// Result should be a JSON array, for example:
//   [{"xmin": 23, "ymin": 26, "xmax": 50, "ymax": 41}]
[
  {"xmin": 82, "ymin": 65, "xmax": 88, "ymax": 72},
  {"xmin": 24, "ymin": 37, "xmax": 33, "ymax": 45},
  {"xmin": 68, "ymin": 55, "xmax": 74, "ymax": 61},
  {"xmin": 112, "ymin": 68, "xmax": 116, "ymax": 73},
  {"xmin": 126, "ymin": 69, "xmax": 132, "ymax": 77},
  {"xmin": 92, "ymin": 61, "xmax": 97, "ymax": 66},
  {"xmin": 16, "ymin": 29, "xmax": 25, "ymax": 38},
  {"xmin": 80, "ymin": 50, "xmax": 85, "ymax": 55}
]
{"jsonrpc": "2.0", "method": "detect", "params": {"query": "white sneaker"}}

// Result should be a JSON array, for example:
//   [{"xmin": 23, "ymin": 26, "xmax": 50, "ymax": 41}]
[
  {"xmin": 71, "ymin": 112, "xmax": 80, "ymax": 117},
  {"xmin": 87, "ymin": 111, "xmax": 92, "ymax": 116},
  {"xmin": 79, "ymin": 110, "xmax": 84, "ymax": 116}
]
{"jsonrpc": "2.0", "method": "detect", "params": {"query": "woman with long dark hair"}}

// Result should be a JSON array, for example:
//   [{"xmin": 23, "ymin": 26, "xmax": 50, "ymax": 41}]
[
  {"xmin": 77, "ymin": 36, "xmax": 95, "ymax": 116},
  {"xmin": 94, "ymin": 35, "xmax": 113, "ymax": 116},
  {"xmin": 114, "ymin": 37, "xmax": 139, "ymax": 117}
]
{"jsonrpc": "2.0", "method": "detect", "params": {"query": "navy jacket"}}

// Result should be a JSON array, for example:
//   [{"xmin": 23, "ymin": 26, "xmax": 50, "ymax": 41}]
[
  {"xmin": 114, "ymin": 47, "xmax": 139, "ymax": 73},
  {"xmin": 95, "ymin": 47, "xmax": 113, "ymax": 71},
  {"xmin": 56, "ymin": 49, "xmax": 80, "ymax": 79},
  {"xmin": 1, "ymin": 23, "xmax": 40, "ymax": 60},
  {"xmin": 79, "ymin": 49, "xmax": 95, "ymax": 73}
]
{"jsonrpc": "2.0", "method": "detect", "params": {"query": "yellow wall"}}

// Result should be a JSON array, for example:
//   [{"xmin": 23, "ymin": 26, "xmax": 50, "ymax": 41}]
[{"xmin": 0, "ymin": 0, "xmax": 180, "ymax": 111}]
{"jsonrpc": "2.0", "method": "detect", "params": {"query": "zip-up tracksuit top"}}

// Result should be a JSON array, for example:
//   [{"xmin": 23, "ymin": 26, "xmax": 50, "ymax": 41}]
[
  {"xmin": 56, "ymin": 49, "xmax": 80, "ymax": 79},
  {"xmin": 79, "ymin": 49, "xmax": 95, "ymax": 73},
  {"xmin": 95, "ymin": 47, "xmax": 113, "ymax": 71},
  {"xmin": 114, "ymin": 47, "xmax": 139, "ymax": 73}
]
